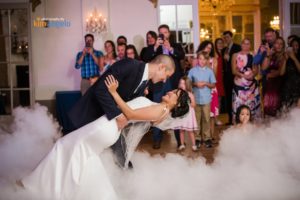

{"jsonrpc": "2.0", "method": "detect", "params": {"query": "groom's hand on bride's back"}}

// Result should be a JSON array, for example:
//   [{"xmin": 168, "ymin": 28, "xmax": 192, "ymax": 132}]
[{"xmin": 116, "ymin": 114, "xmax": 128, "ymax": 130}]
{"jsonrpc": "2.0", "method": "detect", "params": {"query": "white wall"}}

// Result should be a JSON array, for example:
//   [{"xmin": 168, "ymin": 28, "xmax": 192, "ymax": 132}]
[
  {"xmin": 31, "ymin": 0, "xmax": 83, "ymax": 100},
  {"xmin": 109, "ymin": 0, "xmax": 157, "ymax": 53},
  {"xmin": 31, "ymin": 0, "xmax": 157, "ymax": 100}
]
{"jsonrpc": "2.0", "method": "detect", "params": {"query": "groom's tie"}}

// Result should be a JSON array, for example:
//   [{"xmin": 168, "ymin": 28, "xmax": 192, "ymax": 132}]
[{"xmin": 134, "ymin": 80, "xmax": 148, "ymax": 97}]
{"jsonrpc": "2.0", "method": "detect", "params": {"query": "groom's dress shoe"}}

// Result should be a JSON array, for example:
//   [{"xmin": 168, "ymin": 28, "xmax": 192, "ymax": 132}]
[{"xmin": 128, "ymin": 161, "xmax": 133, "ymax": 169}]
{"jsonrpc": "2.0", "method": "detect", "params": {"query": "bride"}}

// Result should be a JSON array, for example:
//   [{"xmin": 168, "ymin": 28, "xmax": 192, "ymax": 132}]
[{"xmin": 18, "ymin": 75, "xmax": 190, "ymax": 200}]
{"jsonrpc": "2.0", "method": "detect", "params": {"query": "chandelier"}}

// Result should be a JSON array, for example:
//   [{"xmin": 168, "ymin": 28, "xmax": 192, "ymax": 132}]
[
  {"xmin": 86, "ymin": 8, "xmax": 107, "ymax": 34},
  {"xmin": 270, "ymin": 16, "xmax": 280, "ymax": 30},
  {"xmin": 200, "ymin": 28, "xmax": 210, "ymax": 40},
  {"xmin": 200, "ymin": 0, "xmax": 235, "ymax": 11}
]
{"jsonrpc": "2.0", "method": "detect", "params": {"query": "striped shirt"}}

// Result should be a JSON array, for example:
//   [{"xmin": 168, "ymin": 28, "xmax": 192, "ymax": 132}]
[{"xmin": 75, "ymin": 50, "xmax": 103, "ymax": 78}]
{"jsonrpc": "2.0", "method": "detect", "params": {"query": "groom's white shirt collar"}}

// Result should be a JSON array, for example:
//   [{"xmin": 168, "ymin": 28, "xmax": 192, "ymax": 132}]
[{"xmin": 141, "ymin": 63, "xmax": 149, "ymax": 83}]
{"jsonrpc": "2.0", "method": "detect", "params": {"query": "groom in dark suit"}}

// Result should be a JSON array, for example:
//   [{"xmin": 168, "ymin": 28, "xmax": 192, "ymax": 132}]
[{"xmin": 68, "ymin": 55, "xmax": 175, "ymax": 168}]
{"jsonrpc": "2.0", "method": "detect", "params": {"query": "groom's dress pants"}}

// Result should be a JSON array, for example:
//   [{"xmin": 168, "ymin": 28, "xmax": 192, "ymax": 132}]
[{"xmin": 110, "ymin": 131, "xmax": 127, "ymax": 168}]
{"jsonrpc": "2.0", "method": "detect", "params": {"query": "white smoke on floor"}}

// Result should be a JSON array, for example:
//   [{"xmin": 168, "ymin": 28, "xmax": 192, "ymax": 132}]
[
  {"xmin": 0, "ymin": 104, "xmax": 61, "ymax": 181},
  {"xmin": 103, "ymin": 108, "xmax": 300, "ymax": 200},
  {"xmin": 0, "ymin": 105, "xmax": 300, "ymax": 200}
]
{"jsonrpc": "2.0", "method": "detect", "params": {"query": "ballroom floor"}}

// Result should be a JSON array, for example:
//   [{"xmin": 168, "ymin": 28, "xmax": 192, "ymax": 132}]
[{"xmin": 137, "ymin": 114, "xmax": 229, "ymax": 164}]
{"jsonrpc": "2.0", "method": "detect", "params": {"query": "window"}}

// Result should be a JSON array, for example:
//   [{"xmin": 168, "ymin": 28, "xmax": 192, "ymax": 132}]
[
  {"xmin": 159, "ymin": 5, "xmax": 194, "ymax": 44},
  {"xmin": 290, "ymin": 2, "xmax": 300, "ymax": 35},
  {"xmin": 0, "ymin": 4, "xmax": 31, "ymax": 115},
  {"xmin": 232, "ymin": 14, "xmax": 254, "ymax": 50}
]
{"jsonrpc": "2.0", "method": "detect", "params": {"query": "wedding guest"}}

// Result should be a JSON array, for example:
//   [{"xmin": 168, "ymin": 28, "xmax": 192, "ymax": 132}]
[
  {"xmin": 117, "ymin": 35, "xmax": 127, "ymax": 45},
  {"xmin": 280, "ymin": 37, "xmax": 300, "ymax": 110},
  {"xmin": 222, "ymin": 31, "xmax": 241, "ymax": 125},
  {"xmin": 188, "ymin": 51, "xmax": 216, "ymax": 148},
  {"xmin": 142, "ymin": 24, "xmax": 185, "ymax": 149},
  {"xmin": 235, "ymin": 105, "xmax": 252, "ymax": 127},
  {"xmin": 75, "ymin": 34, "xmax": 103, "ymax": 94},
  {"xmin": 126, "ymin": 44, "xmax": 140, "ymax": 60},
  {"xmin": 232, "ymin": 38, "xmax": 260, "ymax": 122},
  {"xmin": 117, "ymin": 43, "xmax": 126, "ymax": 60},
  {"xmin": 214, "ymin": 38, "xmax": 225, "ymax": 123},
  {"xmin": 253, "ymin": 28, "xmax": 278, "ymax": 66},
  {"xmin": 287, "ymin": 35, "xmax": 298, "ymax": 47},
  {"xmin": 140, "ymin": 31, "xmax": 157, "ymax": 62},
  {"xmin": 174, "ymin": 76, "xmax": 198, "ymax": 151},
  {"xmin": 196, "ymin": 40, "xmax": 219, "ymax": 140},
  {"xmin": 262, "ymin": 37, "xmax": 286, "ymax": 117},
  {"xmin": 99, "ymin": 40, "xmax": 117, "ymax": 75}
]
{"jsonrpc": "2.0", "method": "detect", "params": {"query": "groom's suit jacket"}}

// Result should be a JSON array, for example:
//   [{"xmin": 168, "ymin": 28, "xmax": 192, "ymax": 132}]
[{"xmin": 69, "ymin": 58, "xmax": 146, "ymax": 130}]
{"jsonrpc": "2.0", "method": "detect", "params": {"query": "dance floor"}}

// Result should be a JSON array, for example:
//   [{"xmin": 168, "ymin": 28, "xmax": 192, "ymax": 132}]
[{"xmin": 137, "ymin": 114, "xmax": 229, "ymax": 164}]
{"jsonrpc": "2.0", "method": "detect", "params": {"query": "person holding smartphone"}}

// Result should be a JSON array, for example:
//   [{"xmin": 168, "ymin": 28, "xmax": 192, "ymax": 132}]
[
  {"xmin": 142, "ymin": 24, "xmax": 185, "ymax": 149},
  {"xmin": 75, "ymin": 34, "xmax": 104, "ymax": 94}
]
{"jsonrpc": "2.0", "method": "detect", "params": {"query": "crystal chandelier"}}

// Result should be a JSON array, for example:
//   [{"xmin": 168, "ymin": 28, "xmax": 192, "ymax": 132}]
[
  {"xmin": 270, "ymin": 16, "xmax": 280, "ymax": 30},
  {"xmin": 200, "ymin": 0, "xmax": 235, "ymax": 11},
  {"xmin": 200, "ymin": 28, "xmax": 210, "ymax": 40},
  {"xmin": 86, "ymin": 8, "xmax": 107, "ymax": 35}
]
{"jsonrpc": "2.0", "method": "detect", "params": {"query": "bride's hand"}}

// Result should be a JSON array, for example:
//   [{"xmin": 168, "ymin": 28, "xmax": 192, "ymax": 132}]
[{"xmin": 105, "ymin": 75, "xmax": 119, "ymax": 93}]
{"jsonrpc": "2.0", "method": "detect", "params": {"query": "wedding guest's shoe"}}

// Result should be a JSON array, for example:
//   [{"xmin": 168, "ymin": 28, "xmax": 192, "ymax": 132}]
[
  {"xmin": 178, "ymin": 144, "xmax": 185, "ymax": 151},
  {"xmin": 205, "ymin": 140, "xmax": 213, "ymax": 148},
  {"xmin": 195, "ymin": 139, "xmax": 202, "ymax": 149},
  {"xmin": 215, "ymin": 120, "xmax": 223, "ymax": 126},
  {"xmin": 192, "ymin": 145, "xmax": 198, "ymax": 151}
]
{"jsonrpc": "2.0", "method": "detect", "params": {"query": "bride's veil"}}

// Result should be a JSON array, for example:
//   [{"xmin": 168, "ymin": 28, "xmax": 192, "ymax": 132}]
[
  {"xmin": 119, "ymin": 96, "xmax": 190, "ymax": 168},
  {"xmin": 120, "ymin": 113, "xmax": 189, "ymax": 168},
  {"xmin": 121, "ymin": 122, "xmax": 151, "ymax": 168}
]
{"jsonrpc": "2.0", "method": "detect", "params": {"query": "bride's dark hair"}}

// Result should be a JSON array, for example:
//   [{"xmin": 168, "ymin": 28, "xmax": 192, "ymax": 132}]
[{"xmin": 171, "ymin": 89, "xmax": 190, "ymax": 118}]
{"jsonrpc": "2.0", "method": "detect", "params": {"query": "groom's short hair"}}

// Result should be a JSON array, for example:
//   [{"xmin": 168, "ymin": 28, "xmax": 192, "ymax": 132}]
[{"xmin": 150, "ymin": 55, "xmax": 175, "ymax": 71}]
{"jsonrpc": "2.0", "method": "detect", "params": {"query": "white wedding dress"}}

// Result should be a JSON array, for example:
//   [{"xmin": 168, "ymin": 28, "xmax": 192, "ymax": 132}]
[{"xmin": 21, "ymin": 97, "xmax": 184, "ymax": 200}]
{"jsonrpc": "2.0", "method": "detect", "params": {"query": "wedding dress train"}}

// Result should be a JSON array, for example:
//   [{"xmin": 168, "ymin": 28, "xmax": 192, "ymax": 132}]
[
  {"xmin": 20, "ymin": 97, "xmax": 186, "ymax": 200},
  {"xmin": 21, "ymin": 97, "xmax": 156, "ymax": 200}
]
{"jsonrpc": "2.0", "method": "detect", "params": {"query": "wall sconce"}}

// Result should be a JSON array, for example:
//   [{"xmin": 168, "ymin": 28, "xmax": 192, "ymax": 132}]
[
  {"xmin": 270, "ymin": 16, "xmax": 280, "ymax": 30},
  {"xmin": 86, "ymin": 8, "xmax": 107, "ymax": 34}
]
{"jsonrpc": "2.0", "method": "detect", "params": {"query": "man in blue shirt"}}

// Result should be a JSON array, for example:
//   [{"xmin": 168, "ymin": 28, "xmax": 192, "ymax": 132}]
[
  {"xmin": 75, "ymin": 34, "xmax": 103, "ymax": 94},
  {"xmin": 188, "ymin": 51, "xmax": 216, "ymax": 148}
]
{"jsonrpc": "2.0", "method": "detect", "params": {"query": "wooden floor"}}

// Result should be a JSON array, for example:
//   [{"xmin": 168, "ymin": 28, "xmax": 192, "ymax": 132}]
[{"xmin": 137, "ymin": 114, "xmax": 229, "ymax": 164}]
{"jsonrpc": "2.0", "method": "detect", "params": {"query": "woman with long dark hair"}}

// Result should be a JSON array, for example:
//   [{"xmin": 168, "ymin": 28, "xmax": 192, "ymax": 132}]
[
  {"xmin": 100, "ymin": 40, "xmax": 117, "ymax": 75},
  {"xmin": 262, "ymin": 37, "xmax": 286, "ymax": 116},
  {"xmin": 280, "ymin": 37, "xmax": 300, "ymax": 110},
  {"xmin": 214, "ymin": 38, "xmax": 225, "ymax": 124}
]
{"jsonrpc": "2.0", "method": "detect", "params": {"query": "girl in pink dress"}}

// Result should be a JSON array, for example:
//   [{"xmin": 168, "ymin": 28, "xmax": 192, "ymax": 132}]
[{"xmin": 173, "ymin": 76, "xmax": 198, "ymax": 151}]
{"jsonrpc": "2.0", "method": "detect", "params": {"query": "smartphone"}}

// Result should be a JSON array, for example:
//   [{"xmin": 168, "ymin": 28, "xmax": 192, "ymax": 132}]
[
  {"xmin": 85, "ymin": 42, "xmax": 92, "ymax": 48},
  {"xmin": 158, "ymin": 33, "xmax": 164, "ymax": 41},
  {"xmin": 261, "ymin": 39, "xmax": 267, "ymax": 45}
]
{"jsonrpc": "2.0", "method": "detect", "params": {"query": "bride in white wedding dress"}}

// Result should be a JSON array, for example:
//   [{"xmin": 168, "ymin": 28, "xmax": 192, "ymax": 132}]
[{"xmin": 19, "ymin": 75, "xmax": 190, "ymax": 200}]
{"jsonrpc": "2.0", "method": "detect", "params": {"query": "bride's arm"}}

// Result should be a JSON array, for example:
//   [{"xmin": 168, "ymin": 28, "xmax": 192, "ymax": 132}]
[{"xmin": 105, "ymin": 75, "xmax": 165, "ymax": 121}]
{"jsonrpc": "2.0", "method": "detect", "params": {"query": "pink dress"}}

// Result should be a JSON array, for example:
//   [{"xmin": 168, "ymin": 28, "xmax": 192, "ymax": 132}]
[
  {"xmin": 209, "ymin": 58, "xmax": 219, "ymax": 117},
  {"xmin": 172, "ymin": 106, "xmax": 198, "ymax": 131}
]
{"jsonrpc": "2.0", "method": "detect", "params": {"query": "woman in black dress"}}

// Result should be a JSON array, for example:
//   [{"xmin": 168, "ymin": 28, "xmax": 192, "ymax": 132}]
[{"xmin": 280, "ymin": 37, "xmax": 300, "ymax": 110}]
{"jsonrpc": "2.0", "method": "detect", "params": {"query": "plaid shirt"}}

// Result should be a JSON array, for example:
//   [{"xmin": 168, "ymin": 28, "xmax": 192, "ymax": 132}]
[{"xmin": 75, "ymin": 49, "xmax": 103, "ymax": 78}]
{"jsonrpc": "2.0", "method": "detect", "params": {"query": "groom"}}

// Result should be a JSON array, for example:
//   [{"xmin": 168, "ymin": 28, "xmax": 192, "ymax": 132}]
[{"xmin": 69, "ymin": 55, "xmax": 175, "ymax": 168}]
